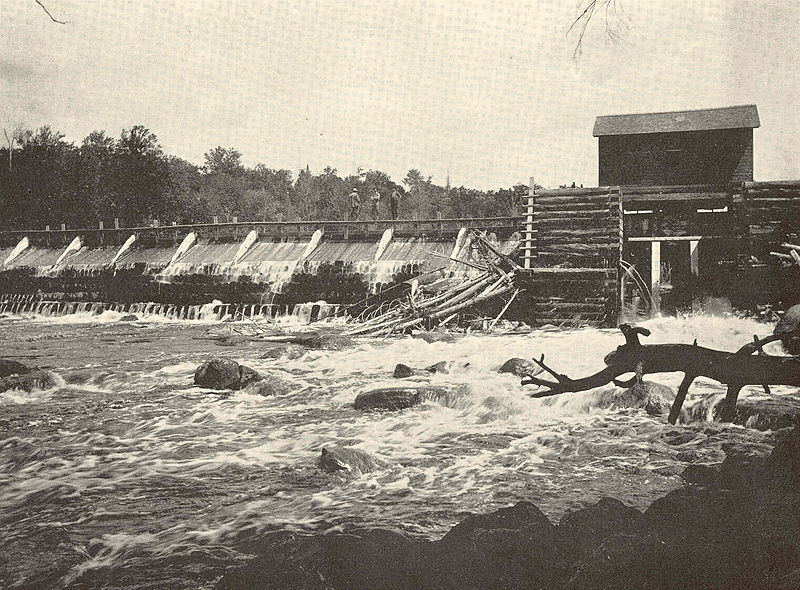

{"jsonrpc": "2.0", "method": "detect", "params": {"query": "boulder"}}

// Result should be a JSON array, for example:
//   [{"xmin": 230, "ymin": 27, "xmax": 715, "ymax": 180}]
[
  {"xmin": 717, "ymin": 395, "xmax": 800, "ymax": 431},
  {"xmin": 774, "ymin": 304, "xmax": 800, "ymax": 355},
  {"xmin": 0, "ymin": 358, "xmax": 32, "ymax": 378},
  {"xmin": 498, "ymin": 357, "xmax": 541, "ymax": 378},
  {"xmin": 118, "ymin": 314, "xmax": 139, "ymax": 322},
  {"xmin": 354, "ymin": 387, "xmax": 421, "ymax": 411},
  {"xmin": 318, "ymin": 446, "xmax": 384, "ymax": 475},
  {"xmin": 354, "ymin": 385, "xmax": 464, "ymax": 411},
  {"xmin": 430, "ymin": 501, "xmax": 563, "ymax": 590},
  {"xmin": 215, "ymin": 528, "xmax": 425, "ymax": 590},
  {"xmin": 0, "ymin": 370, "xmax": 60, "ymax": 393},
  {"xmin": 194, "ymin": 358, "xmax": 264, "ymax": 390},
  {"xmin": 558, "ymin": 497, "xmax": 649, "ymax": 553}
]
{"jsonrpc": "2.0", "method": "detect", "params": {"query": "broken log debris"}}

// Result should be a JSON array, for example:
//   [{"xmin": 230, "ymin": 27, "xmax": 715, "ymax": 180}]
[
  {"xmin": 344, "ymin": 231, "xmax": 522, "ymax": 336},
  {"xmin": 520, "ymin": 324, "xmax": 800, "ymax": 425}
]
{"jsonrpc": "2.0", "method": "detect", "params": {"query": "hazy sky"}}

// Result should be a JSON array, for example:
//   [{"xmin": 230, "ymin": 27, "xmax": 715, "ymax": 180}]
[{"xmin": 2, "ymin": 0, "xmax": 798, "ymax": 189}]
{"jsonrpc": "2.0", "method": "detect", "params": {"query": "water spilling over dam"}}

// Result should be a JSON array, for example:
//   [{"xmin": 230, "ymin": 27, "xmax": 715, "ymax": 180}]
[{"xmin": 0, "ymin": 218, "xmax": 521, "ymax": 321}]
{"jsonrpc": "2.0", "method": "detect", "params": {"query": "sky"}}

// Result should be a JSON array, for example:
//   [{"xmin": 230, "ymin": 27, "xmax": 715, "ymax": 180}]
[{"xmin": 1, "ymin": 0, "xmax": 798, "ymax": 189}]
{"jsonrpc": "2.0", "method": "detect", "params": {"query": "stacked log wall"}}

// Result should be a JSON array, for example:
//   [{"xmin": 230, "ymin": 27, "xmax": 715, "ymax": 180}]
[{"xmin": 520, "ymin": 187, "xmax": 620, "ymax": 327}]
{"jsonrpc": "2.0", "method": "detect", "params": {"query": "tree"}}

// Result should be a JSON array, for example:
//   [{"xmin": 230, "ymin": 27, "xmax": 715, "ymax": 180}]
[
  {"xmin": 203, "ymin": 146, "xmax": 244, "ymax": 177},
  {"xmin": 569, "ymin": 0, "xmax": 627, "ymax": 59}
]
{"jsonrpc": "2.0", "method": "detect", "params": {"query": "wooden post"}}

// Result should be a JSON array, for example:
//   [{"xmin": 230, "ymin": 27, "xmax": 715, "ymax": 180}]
[
  {"xmin": 99, "ymin": 220, "xmax": 104, "ymax": 246},
  {"xmin": 114, "ymin": 217, "xmax": 120, "ymax": 230},
  {"xmin": 690, "ymin": 239, "xmax": 700, "ymax": 312},
  {"xmin": 651, "ymin": 241, "xmax": 661, "ymax": 314}
]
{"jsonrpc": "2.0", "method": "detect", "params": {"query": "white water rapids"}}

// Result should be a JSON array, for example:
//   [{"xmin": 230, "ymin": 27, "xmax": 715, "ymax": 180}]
[{"xmin": 0, "ymin": 312, "xmax": 792, "ymax": 589}]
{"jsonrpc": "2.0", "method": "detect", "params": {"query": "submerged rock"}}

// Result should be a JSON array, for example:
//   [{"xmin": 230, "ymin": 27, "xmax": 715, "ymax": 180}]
[
  {"xmin": 194, "ymin": 358, "xmax": 264, "ymax": 391},
  {"xmin": 215, "ymin": 334, "xmax": 252, "ymax": 347},
  {"xmin": 411, "ymin": 332, "xmax": 459, "ymax": 343},
  {"xmin": 0, "ymin": 370, "xmax": 61, "ymax": 393},
  {"xmin": 300, "ymin": 333, "xmax": 356, "ymax": 350},
  {"xmin": 318, "ymin": 446, "xmax": 384, "ymax": 475},
  {"xmin": 118, "ymin": 314, "xmax": 139, "ymax": 322},
  {"xmin": 393, "ymin": 361, "xmax": 449, "ymax": 378},
  {"xmin": 261, "ymin": 343, "xmax": 306, "ymax": 360},
  {"xmin": 594, "ymin": 381, "xmax": 675, "ymax": 416},
  {"xmin": 0, "ymin": 358, "xmax": 32, "ymax": 378},
  {"xmin": 498, "ymin": 357, "xmax": 541, "ymax": 378},
  {"xmin": 353, "ymin": 385, "xmax": 464, "ymax": 411},
  {"xmin": 243, "ymin": 374, "xmax": 293, "ymax": 396}
]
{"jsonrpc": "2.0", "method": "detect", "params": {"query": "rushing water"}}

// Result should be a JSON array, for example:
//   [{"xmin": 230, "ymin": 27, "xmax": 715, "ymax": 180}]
[{"xmin": 0, "ymin": 311, "xmax": 791, "ymax": 589}]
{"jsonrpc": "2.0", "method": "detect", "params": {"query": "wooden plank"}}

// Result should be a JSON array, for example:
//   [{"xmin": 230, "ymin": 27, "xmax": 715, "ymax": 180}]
[{"xmin": 651, "ymin": 241, "xmax": 661, "ymax": 314}]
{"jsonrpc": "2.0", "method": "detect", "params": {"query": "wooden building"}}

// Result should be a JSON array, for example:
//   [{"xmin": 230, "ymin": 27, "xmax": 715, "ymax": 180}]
[
  {"xmin": 521, "ymin": 104, "xmax": 799, "ymax": 327},
  {"xmin": 593, "ymin": 105, "xmax": 759, "ymax": 186}
]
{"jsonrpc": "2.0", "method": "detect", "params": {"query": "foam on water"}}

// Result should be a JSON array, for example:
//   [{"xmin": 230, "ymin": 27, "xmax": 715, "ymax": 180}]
[{"xmin": 0, "ymin": 312, "xmax": 791, "ymax": 588}]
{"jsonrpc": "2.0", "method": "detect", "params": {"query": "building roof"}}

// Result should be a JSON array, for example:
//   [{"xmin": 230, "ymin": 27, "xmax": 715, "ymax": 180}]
[{"xmin": 593, "ymin": 105, "xmax": 760, "ymax": 137}]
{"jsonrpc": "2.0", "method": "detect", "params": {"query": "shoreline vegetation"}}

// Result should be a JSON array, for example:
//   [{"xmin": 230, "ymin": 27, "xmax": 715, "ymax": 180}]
[{"xmin": 0, "ymin": 125, "xmax": 530, "ymax": 232}]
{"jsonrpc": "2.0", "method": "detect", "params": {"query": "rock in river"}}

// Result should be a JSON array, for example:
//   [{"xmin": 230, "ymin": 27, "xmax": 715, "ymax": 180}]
[
  {"xmin": 354, "ymin": 385, "xmax": 466, "ymax": 411},
  {"xmin": 0, "ymin": 358, "xmax": 32, "ymax": 378},
  {"xmin": 194, "ymin": 358, "xmax": 264, "ymax": 391},
  {"xmin": 0, "ymin": 370, "xmax": 61, "ymax": 393},
  {"xmin": 393, "ymin": 361, "xmax": 449, "ymax": 378},
  {"xmin": 498, "ymin": 358, "xmax": 541, "ymax": 378},
  {"xmin": 318, "ymin": 446, "xmax": 384, "ymax": 475}
]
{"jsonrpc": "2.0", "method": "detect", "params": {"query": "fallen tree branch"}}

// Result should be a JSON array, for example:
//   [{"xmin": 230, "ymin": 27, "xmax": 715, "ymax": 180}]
[{"xmin": 521, "ymin": 324, "xmax": 800, "ymax": 425}]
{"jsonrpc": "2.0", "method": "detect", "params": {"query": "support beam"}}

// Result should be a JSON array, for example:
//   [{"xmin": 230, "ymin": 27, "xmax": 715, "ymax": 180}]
[
  {"xmin": 690, "ymin": 239, "xmax": 700, "ymax": 312},
  {"xmin": 110, "ymin": 234, "xmax": 136, "ymax": 266},
  {"xmin": 650, "ymin": 241, "xmax": 661, "ymax": 314}
]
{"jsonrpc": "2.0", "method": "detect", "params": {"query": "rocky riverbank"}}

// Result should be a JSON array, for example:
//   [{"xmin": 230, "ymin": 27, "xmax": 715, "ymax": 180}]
[{"xmin": 216, "ymin": 419, "xmax": 800, "ymax": 590}]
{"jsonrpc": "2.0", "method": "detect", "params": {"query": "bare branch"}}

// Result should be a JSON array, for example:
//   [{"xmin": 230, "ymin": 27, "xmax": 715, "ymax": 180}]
[{"xmin": 35, "ymin": 0, "xmax": 67, "ymax": 25}]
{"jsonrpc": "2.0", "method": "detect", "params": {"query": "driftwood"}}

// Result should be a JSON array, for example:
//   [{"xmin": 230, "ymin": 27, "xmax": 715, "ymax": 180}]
[
  {"xmin": 344, "ymin": 230, "xmax": 520, "ymax": 336},
  {"xmin": 521, "ymin": 324, "xmax": 800, "ymax": 424}
]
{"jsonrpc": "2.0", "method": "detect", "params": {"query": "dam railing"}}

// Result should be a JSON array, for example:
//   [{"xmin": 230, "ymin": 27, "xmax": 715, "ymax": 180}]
[{"xmin": 0, "ymin": 216, "xmax": 524, "ymax": 248}]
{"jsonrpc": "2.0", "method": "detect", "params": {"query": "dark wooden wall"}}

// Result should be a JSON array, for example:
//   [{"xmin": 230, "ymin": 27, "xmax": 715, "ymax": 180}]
[{"xmin": 599, "ymin": 129, "xmax": 753, "ymax": 187}]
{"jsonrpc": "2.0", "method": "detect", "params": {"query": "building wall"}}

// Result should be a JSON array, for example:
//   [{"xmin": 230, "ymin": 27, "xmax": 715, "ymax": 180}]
[{"xmin": 599, "ymin": 128, "xmax": 753, "ymax": 186}]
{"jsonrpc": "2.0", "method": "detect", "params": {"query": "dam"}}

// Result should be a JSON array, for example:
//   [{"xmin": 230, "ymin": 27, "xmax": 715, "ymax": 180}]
[
  {"xmin": 0, "ymin": 216, "xmax": 522, "ymax": 322},
  {"xmin": 1, "ymin": 178, "xmax": 798, "ymax": 327}
]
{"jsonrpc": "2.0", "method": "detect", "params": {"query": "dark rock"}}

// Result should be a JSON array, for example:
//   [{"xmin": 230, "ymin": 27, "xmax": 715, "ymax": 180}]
[
  {"xmin": 775, "ymin": 303, "xmax": 800, "ymax": 355},
  {"xmin": 721, "ymin": 395, "xmax": 800, "ymax": 431},
  {"xmin": 430, "ymin": 501, "xmax": 563, "ymax": 590},
  {"xmin": 594, "ymin": 381, "xmax": 675, "ymax": 415},
  {"xmin": 0, "ymin": 369, "xmax": 60, "ymax": 393},
  {"xmin": 318, "ymin": 446, "xmax": 384, "ymax": 475},
  {"xmin": 216, "ymin": 528, "xmax": 426, "ymax": 590},
  {"xmin": 393, "ymin": 361, "xmax": 449, "ymax": 378},
  {"xmin": 261, "ymin": 344, "xmax": 306, "ymax": 360},
  {"xmin": 191, "ymin": 358, "xmax": 265, "ymax": 391},
  {"xmin": 118, "ymin": 314, "xmax": 139, "ymax": 322},
  {"xmin": 558, "ymin": 497, "xmax": 649, "ymax": 553},
  {"xmin": 354, "ymin": 385, "xmax": 465, "ymax": 411},
  {"xmin": 498, "ymin": 357, "xmax": 540, "ymax": 377},
  {"xmin": 393, "ymin": 363, "xmax": 418, "ymax": 378},
  {"xmin": 425, "ymin": 360, "xmax": 449, "ymax": 374},
  {"xmin": 354, "ymin": 387, "xmax": 421, "ymax": 411},
  {"xmin": 0, "ymin": 358, "xmax": 32, "ymax": 378}
]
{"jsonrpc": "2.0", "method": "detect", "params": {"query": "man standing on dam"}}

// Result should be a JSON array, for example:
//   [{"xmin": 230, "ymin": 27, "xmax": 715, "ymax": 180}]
[
  {"xmin": 389, "ymin": 187, "xmax": 401, "ymax": 219},
  {"xmin": 370, "ymin": 189, "xmax": 381, "ymax": 219},
  {"xmin": 348, "ymin": 187, "xmax": 361, "ymax": 220}
]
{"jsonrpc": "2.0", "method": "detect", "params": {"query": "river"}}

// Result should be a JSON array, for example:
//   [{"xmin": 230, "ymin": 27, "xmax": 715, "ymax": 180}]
[{"xmin": 0, "ymin": 311, "xmax": 788, "ymax": 588}]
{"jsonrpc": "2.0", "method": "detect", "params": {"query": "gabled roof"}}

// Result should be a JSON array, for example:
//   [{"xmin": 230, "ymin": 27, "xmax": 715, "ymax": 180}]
[{"xmin": 593, "ymin": 105, "xmax": 760, "ymax": 137}]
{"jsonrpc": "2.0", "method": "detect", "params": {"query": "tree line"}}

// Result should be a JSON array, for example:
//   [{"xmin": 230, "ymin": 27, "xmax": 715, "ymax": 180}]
[{"xmin": 0, "ymin": 124, "xmax": 531, "ymax": 231}]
